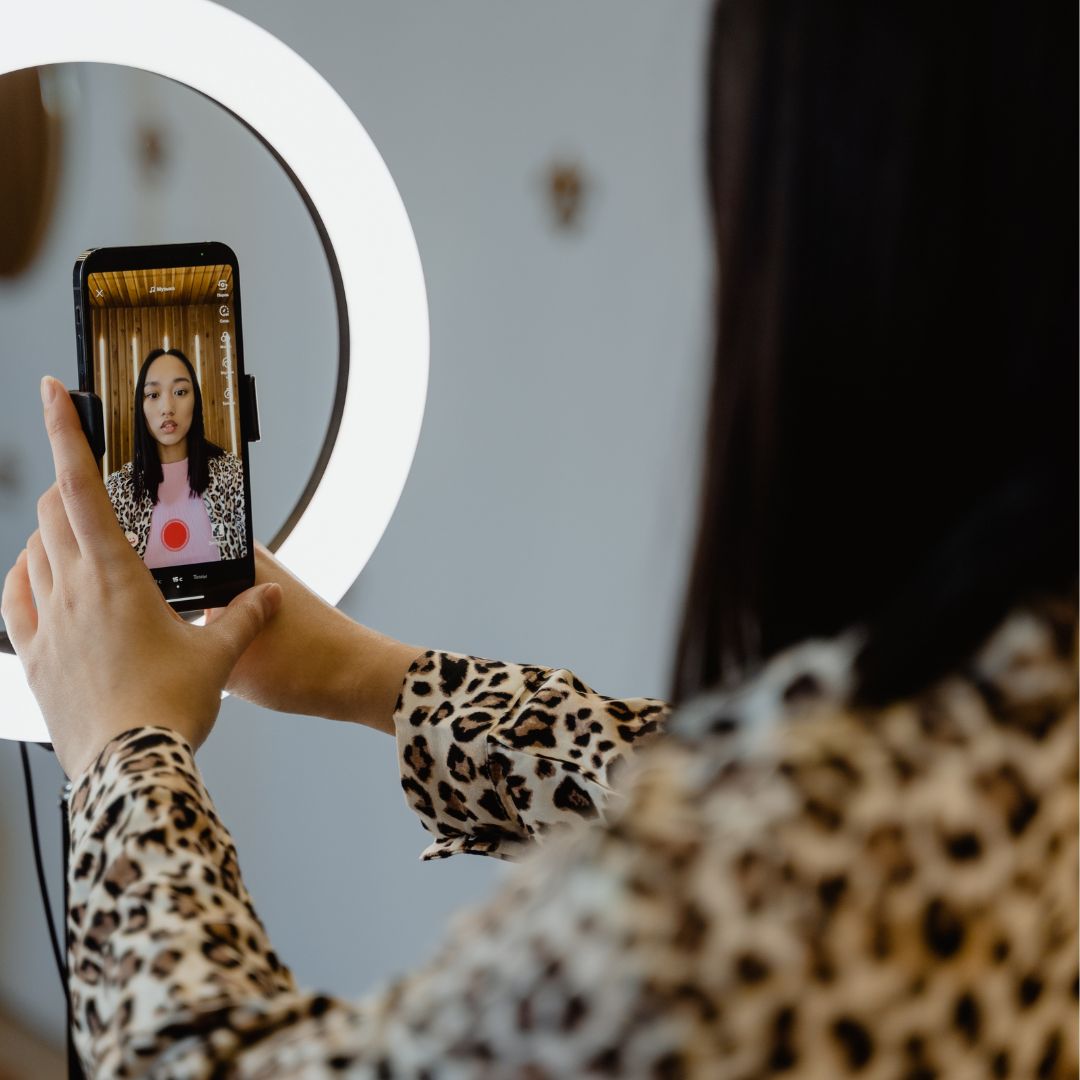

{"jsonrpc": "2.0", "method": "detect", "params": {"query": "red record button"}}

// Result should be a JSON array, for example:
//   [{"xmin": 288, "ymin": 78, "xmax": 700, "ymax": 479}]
[{"xmin": 162, "ymin": 519, "xmax": 190, "ymax": 551}]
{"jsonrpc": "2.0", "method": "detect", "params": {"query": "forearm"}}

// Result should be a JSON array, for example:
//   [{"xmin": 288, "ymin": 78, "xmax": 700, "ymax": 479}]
[
  {"xmin": 67, "ymin": 728, "xmax": 299, "ymax": 1076},
  {"xmin": 329, "ymin": 620, "xmax": 424, "ymax": 735},
  {"xmin": 232, "ymin": 542, "xmax": 423, "ymax": 734}
]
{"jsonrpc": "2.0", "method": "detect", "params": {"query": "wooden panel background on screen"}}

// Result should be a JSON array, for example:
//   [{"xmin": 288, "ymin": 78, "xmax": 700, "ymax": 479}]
[{"xmin": 88, "ymin": 265, "xmax": 238, "ymax": 480}]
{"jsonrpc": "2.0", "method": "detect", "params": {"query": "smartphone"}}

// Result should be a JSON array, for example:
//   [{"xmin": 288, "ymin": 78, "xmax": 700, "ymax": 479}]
[{"xmin": 73, "ymin": 242, "xmax": 255, "ymax": 613}]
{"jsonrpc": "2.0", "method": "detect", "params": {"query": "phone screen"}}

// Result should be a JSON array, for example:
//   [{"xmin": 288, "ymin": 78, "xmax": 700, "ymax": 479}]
[{"xmin": 83, "ymin": 260, "xmax": 251, "ymax": 600}]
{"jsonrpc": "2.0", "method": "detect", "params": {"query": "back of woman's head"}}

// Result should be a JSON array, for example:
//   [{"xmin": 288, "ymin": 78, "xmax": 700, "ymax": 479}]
[{"xmin": 674, "ymin": 1, "xmax": 1077, "ymax": 704}]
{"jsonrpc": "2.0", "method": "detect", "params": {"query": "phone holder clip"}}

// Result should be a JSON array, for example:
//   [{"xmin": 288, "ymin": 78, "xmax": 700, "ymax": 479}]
[
  {"xmin": 69, "ymin": 391, "xmax": 105, "ymax": 460},
  {"xmin": 243, "ymin": 374, "xmax": 261, "ymax": 443}
]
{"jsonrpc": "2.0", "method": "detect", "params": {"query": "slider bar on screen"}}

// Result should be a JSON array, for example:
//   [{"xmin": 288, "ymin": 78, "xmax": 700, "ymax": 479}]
[{"xmin": 167, "ymin": 595, "xmax": 206, "ymax": 604}]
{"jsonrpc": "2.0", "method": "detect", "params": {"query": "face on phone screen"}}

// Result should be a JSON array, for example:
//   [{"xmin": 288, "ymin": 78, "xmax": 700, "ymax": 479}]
[{"xmin": 85, "ymin": 264, "xmax": 249, "ymax": 577}]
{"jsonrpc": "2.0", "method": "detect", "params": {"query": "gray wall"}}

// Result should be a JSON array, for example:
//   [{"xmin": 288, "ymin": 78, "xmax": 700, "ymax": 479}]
[{"xmin": 0, "ymin": 0, "xmax": 713, "ymax": 1046}]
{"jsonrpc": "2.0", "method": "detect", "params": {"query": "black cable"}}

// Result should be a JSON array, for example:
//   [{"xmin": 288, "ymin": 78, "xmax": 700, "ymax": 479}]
[
  {"xmin": 61, "ymin": 782, "xmax": 85, "ymax": 1080},
  {"xmin": 19, "ymin": 741, "xmax": 66, "ymax": 989}
]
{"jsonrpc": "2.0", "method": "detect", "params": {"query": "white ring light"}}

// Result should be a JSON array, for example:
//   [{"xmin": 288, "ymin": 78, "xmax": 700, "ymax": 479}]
[{"xmin": 0, "ymin": 0, "xmax": 429, "ymax": 743}]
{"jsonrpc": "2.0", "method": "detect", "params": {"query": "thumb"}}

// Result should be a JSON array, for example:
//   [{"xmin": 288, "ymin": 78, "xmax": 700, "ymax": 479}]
[{"xmin": 204, "ymin": 583, "xmax": 282, "ymax": 666}]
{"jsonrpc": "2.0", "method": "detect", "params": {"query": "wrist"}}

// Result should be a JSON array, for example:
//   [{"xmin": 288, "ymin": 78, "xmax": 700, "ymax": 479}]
[
  {"xmin": 65, "ymin": 720, "xmax": 195, "ymax": 782},
  {"xmin": 334, "ymin": 624, "xmax": 422, "ymax": 735}
]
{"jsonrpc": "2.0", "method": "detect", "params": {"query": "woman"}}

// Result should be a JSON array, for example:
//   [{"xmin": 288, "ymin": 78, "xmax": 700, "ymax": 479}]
[
  {"xmin": 4, "ymin": 1, "xmax": 1076, "ymax": 1076},
  {"xmin": 105, "ymin": 347, "xmax": 247, "ymax": 567}
]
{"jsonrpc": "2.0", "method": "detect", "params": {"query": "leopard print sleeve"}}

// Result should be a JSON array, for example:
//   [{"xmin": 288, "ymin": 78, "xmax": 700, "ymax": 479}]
[
  {"xmin": 205, "ymin": 452, "xmax": 248, "ymax": 561},
  {"xmin": 66, "ymin": 727, "xmax": 305, "ymax": 1075},
  {"xmin": 222, "ymin": 451, "xmax": 248, "ymax": 559},
  {"xmin": 392, "ymin": 651, "xmax": 670, "ymax": 861},
  {"xmin": 63, "ymin": 721, "xmax": 729, "ymax": 1078},
  {"xmin": 104, "ymin": 464, "xmax": 138, "ymax": 544},
  {"xmin": 64, "ymin": 605, "xmax": 1077, "ymax": 1078}
]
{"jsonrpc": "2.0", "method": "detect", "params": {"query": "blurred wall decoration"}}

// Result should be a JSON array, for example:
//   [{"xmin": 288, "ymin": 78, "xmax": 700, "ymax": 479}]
[
  {"xmin": 0, "ymin": 68, "xmax": 65, "ymax": 279},
  {"xmin": 136, "ymin": 123, "xmax": 170, "ymax": 185},
  {"xmin": 547, "ymin": 159, "xmax": 589, "ymax": 230}
]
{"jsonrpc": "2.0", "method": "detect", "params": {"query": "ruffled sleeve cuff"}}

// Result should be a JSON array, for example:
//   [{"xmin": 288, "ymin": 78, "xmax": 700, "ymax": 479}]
[{"xmin": 392, "ymin": 651, "xmax": 669, "ymax": 861}]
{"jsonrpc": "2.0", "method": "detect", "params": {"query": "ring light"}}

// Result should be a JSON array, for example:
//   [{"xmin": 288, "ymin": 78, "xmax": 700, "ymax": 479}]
[{"xmin": 0, "ymin": 0, "xmax": 429, "ymax": 743}]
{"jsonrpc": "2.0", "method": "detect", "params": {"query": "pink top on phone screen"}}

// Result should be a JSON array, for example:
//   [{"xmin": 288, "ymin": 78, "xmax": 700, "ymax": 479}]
[{"xmin": 142, "ymin": 459, "xmax": 221, "ymax": 569}]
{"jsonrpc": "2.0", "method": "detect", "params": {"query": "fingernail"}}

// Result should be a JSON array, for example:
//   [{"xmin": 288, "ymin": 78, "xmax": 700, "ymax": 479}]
[
  {"xmin": 261, "ymin": 583, "xmax": 282, "ymax": 615},
  {"xmin": 40, "ymin": 377, "xmax": 56, "ymax": 406}
]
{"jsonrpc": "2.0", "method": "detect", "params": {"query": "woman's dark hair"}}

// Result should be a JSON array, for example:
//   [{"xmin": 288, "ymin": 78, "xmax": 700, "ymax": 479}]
[
  {"xmin": 673, "ymin": 2, "xmax": 1077, "ymax": 705},
  {"xmin": 132, "ymin": 347, "xmax": 224, "ymax": 505}
]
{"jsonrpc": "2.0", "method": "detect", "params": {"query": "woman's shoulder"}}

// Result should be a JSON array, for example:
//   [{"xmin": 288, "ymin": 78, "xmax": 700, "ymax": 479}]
[
  {"xmin": 105, "ymin": 460, "xmax": 135, "ymax": 494},
  {"xmin": 671, "ymin": 599, "xmax": 1075, "ymax": 746},
  {"xmin": 556, "ymin": 601, "xmax": 1078, "ymax": 1076},
  {"xmin": 668, "ymin": 631, "xmax": 861, "ymax": 753},
  {"xmin": 656, "ymin": 598, "xmax": 1078, "ymax": 832},
  {"xmin": 208, "ymin": 450, "xmax": 243, "ymax": 483},
  {"xmin": 604, "ymin": 600, "xmax": 1078, "ymax": 947}
]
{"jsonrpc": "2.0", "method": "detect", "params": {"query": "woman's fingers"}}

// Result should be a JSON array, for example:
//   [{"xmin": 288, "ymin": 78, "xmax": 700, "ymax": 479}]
[
  {"xmin": 26, "ymin": 530, "xmax": 53, "ymax": 603},
  {"xmin": 37, "ymin": 483, "xmax": 80, "ymax": 569},
  {"xmin": 1, "ymin": 550, "xmax": 37, "ymax": 650},
  {"xmin": 40, "ymin": 376, "xmax": 125, "ymax": 558},
  {"xmin": 202, "ymin": 584, "xmax": 281, "ymax": 676}
]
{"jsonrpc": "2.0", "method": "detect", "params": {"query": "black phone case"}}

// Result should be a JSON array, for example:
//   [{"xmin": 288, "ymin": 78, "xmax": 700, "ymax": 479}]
[{"xmin": 72, "ymin": 243, "xmax": 259, "ymax": 613}]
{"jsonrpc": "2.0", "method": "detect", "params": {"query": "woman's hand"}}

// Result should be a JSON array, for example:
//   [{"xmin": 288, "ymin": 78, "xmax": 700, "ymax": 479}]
[
  {"xmin": 1, "ymin": 377, "xmax": 282, "ymax": 779},
  {"xmin": 205, "ymin": 543, "xmax": 421, "ymax": 735}
]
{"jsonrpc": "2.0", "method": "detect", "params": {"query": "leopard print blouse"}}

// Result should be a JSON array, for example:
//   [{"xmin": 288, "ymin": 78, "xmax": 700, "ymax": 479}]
[
  {"xmin": 104, "ymin": 451, "xmax": 248, "ymax": 562},
  {"xmin": 65, "ymin": 601, "xmax": 1077, "ymax": 1077}
]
